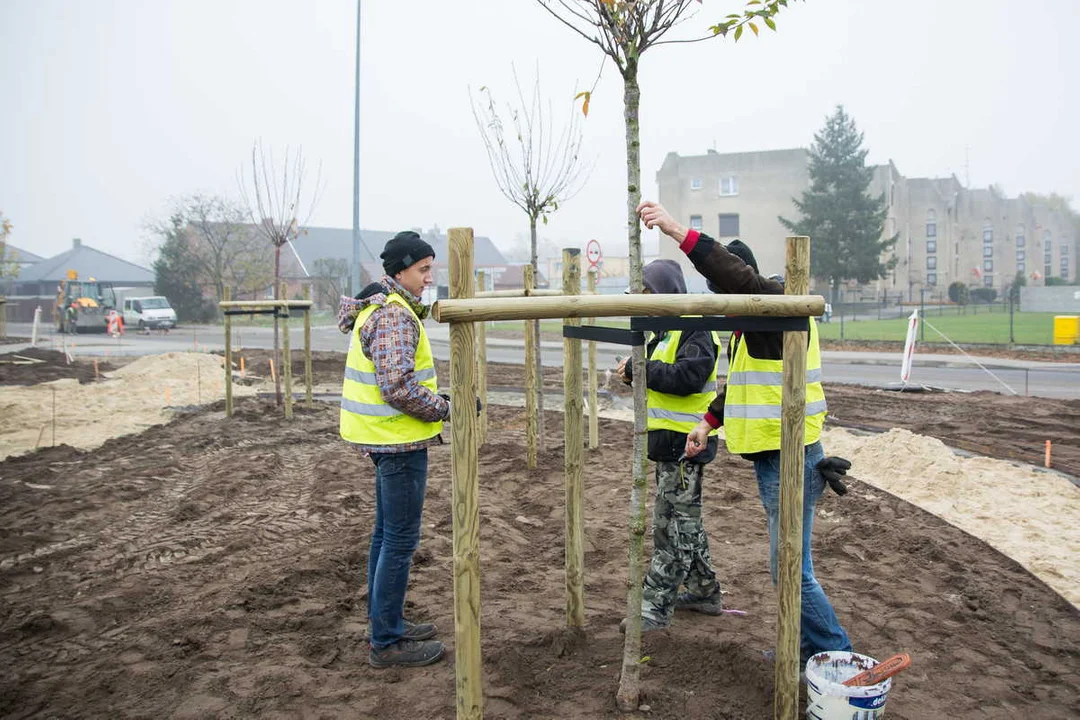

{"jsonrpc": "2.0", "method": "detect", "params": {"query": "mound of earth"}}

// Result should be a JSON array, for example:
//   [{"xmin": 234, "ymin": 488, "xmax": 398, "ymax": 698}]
[
  {"xmin": 0, "ymin": 347, "xmax": 119, "ymax": 385},
  {"xmin": 1, "ymin": 369, "xmax": 1077, "ymax": 717}
]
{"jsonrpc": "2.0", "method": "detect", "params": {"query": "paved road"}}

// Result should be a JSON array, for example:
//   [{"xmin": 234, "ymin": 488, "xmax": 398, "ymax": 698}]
[{"xmin": 6, "ymin": 321, "xmax": 1079, "ymax": 400}]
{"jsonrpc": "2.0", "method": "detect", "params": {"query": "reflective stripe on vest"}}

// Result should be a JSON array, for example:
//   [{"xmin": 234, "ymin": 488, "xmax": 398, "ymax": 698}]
[
  {"xmin": 645, "ymin": 328, "xmax": 721, "ymax": 435},
  {"xmin": 339, "ymin": 294, "xmax": 443, "ymax": 446},
  {"xmin": 723, "ymin": 319, "xmax": 826, "ymax": 454}
]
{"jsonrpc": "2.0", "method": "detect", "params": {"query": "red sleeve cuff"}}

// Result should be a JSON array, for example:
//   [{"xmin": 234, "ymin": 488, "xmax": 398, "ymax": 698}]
[
  {"xmin": 704, "ymin": 411, "xmax": 721, "ymax": 429},
  {"xmin": 679, "ymin": 228, "xmax": 700, "ymax": 254}
]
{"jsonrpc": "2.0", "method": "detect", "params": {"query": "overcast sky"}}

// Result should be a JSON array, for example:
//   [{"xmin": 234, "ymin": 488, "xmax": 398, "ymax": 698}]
[{"xmin": 2, "ymin": 0, "xmax": 1076, "ymax": 267}]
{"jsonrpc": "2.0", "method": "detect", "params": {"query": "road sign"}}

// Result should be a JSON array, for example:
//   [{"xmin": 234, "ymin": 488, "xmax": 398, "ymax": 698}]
[{"xmin": 586, "ymin": 239, "xmax": 602, "ymax": 268}]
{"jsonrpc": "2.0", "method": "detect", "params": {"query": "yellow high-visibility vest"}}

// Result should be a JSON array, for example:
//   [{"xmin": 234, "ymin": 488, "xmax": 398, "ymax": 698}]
[
  {"xmin": 723, "ymin": 319, "xmax": 826, "ymax": 454},
  {"xmin": 339, "ymin": 294, "xmax": 442, "ymax": 446},
  {"xmin": 645, "ymin": 328, "xmax": 721, "ymax": 436}
]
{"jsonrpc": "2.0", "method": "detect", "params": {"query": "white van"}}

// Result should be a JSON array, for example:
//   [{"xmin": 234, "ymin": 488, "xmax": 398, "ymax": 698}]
[{"xmin": 122, "ymin": 296, "xmax": 177, "ymax": 331}]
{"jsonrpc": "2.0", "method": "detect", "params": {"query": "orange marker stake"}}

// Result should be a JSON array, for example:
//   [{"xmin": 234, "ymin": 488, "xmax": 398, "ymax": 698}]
[
  {"xmin": 165, "ymin": 387, "xmax": 172, "ymax": 405},
  {"xmin": 1045, "ymin": 440, "xmax": 1052, "ymax": 468},
  {"xmin": 240, "ymin": 356, "xmax": 246, "ymax": 377},
  {"xmin": 269, "ymin": 358, "xmax": 277, "ymax": 383}
]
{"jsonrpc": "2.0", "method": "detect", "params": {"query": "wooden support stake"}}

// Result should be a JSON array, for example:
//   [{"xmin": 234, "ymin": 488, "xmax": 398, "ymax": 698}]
[
  {"xmin": 448, "ymin": 227, "xmax": 483, "ymax": 720},
  {"xmin": 563, "ymin": 249, "xmax": 585, "ymax": 628},
  {"xmin": 240, "ymin": 356, "xmax": 246, "ymax": 378},
  {"xmin": 35, "ymin": 423, "xmax": 46, "ymax": 449},
  {"xmin": 93, "ymin": 359, "xmax": 99, "ymax": 381},
  {"xmin": 1045, "ymin": 440, "xmax": 1052, "ymax": 468},
  {"xmin": 303, "ymin": 285, "xmax": 313, "ymax": 409},
  {"xmin": 475, "ymin": 270, "xmax": 488, "ymax": 447},
  {"xmin": 775, "ymin": 236, "xmax": 811, "ymax": 720},
  {"xmin": 282, "ymin": 282, "xmax": 293, "ymax": 420},
  {"xmin": 586, "ymin": 268, "xmax": 598, "ymax": 450},
  {"xmin": 269, "ymin": 358, "xmax": 277, "ymax": 383},
  {"xmin": 524, "ymin": 264, "xmax": 538, "ymax": 469},
  {"xmin": 224, "ymin": 288, "xmax": 233, "ymax": 417}
]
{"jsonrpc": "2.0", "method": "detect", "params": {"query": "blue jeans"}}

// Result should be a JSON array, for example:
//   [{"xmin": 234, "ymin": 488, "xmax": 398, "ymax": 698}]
[
  {"xmin": 754, "ymin": 441, "xmax": 852, "ymax": 663},
  {"xmin": 367, "ymin": 449, "xmax": 429, "ymax": 649}
]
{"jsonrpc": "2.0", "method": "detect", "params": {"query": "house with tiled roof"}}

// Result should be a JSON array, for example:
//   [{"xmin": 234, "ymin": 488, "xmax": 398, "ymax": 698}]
[{"xmin": 5, "ymin": 238, "xmax": 155, "ymax": 321}]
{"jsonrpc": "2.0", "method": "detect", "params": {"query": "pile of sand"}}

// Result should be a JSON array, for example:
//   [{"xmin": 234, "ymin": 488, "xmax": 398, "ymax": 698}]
[
  {"xmin": 0, "ymin": 352, "xmax": 254, "ymax": 461},
  {"xmin": 825, "ymin": 427, "xmax": 1080, "ymax": 607}
]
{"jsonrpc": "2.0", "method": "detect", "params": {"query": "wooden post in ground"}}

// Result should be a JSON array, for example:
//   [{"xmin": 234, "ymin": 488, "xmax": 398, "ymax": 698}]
[
  {"xmin": 475, "ymin": 270, "xmax": 488, "ymax": 446},
  {"xmin": 303, "ymin": 285, "xmax": 313, "ymax": 409},
  {"xmin": 223, "ymin": 288, "xmax": 233, "ymax": 417},
  {"xmin": 523, "ymin": 264, "xmax": 538, "ymax": 469},
  {"xmin": 774, "ymin": 236, "xmax": 811, "ymax": 720},
  {"xmin": 563, "ymin": 248, "xmax": 585, "ymax": 628},
  {"xmin": 448, "ymin": 227, "xmax": 483, "ymax": 720},
  {"xmin": 586, "ymin": 268, "xmax": 598, "ymax": 450},
  {"xmin": 281, "ymin": 283, "xmax": 293, "ymax": 420}
]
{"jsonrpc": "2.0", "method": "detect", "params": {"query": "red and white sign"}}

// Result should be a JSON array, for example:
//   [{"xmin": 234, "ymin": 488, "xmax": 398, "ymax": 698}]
[{"xmin": 585, "ymin": 239, "xmax": 603, "ymax": 268}]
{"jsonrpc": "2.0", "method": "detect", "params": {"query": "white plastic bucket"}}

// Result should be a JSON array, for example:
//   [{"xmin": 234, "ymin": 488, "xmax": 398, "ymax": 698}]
[{"xmin": 805, "ymin": 651, "xmax": 892, "ymax": 719}]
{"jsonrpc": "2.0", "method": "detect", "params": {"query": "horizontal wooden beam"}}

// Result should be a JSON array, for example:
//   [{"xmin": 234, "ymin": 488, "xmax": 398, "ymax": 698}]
[{"xmin": 432, "ymin": 293, "xmax": 824, "ymax": 323}]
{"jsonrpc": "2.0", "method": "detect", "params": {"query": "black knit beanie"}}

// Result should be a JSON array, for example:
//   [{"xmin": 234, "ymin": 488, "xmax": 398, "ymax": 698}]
[
  {"xmin": 381, "ymin": 231, "xmax": 435, "ymax": 276},
  {"xmin": 725, "ymin": 239, "xmax": 759, "ymax": 273},
  {"xmin": 708, "ymin": 239, "xmax": 759, "ymax": 293}
]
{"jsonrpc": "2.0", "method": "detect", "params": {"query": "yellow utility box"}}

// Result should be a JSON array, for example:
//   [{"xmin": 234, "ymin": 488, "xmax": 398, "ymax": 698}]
[{"xmin": 1053, "ymin": 315, "xmax": 1079, "ymax": 345}]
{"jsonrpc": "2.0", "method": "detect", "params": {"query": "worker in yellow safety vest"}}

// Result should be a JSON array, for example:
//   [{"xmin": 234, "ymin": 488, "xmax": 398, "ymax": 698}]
[
  {"xmin": 337, "ymin": 231, "xmax": 449, "ymax": 670},
  {"xmin": 615, "ymin": 259, "xmax": 727, "ymax": 633},
  {"xmin": 638, "ymin": 199, "xmax": 854, "ymax": 670}
]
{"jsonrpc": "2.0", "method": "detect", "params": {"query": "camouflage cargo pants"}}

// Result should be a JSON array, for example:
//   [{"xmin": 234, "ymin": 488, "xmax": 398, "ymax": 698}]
[{"xmin": 641, "ymin": 460, "xmax": 719, "ymax": 622}]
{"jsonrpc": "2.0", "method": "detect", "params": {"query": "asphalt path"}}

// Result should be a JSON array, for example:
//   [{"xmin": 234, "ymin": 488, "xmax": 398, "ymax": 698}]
[{"xmin": 6, "ymin": 321, "xmax": 1079, "ymax": 400}]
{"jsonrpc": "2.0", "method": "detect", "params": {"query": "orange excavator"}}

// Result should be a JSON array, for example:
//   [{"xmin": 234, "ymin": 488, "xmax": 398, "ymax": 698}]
[{"xmin": 55, "ymin": 270, "xmax": 117, "ymax": 334}]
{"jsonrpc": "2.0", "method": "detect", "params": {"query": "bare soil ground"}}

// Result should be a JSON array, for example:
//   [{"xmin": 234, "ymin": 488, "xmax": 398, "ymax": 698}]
[{"xmin": 1, "ymin": 350, "xmax": 1078, "ymax": 719}]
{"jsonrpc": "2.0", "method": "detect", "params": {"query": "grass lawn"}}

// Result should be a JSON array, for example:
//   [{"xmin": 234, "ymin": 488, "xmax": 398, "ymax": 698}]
[
  {"xmin": 487, "ymin": 312, "xmax": 1073, "ymax": 346},
  {"xmin": 817, "ymin": 311, "xmax": 1067, "ymax": 345}
]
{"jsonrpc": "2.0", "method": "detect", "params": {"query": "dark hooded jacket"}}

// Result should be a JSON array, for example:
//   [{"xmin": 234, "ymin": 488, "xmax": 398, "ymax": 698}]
[{"xmin": 625, "ymin": 259, "xmax": 719, "ymax": 464}]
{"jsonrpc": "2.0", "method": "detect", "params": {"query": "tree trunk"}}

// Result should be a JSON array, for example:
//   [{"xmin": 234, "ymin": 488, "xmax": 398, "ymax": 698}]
[
  {"xmin": 529, "ymin": 216, "xmax": 545, "ymax": 448},
  {"xmin": 273, "ymin": 243, "xmax": 282, "ymax": 406},
  {"xmin": 616, "ymin": 60, "xmax": 648, "ymax": 714}
]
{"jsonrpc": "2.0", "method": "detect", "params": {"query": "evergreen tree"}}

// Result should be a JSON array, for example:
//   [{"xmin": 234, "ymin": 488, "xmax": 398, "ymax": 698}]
[
  {"xmin": 152, "ymin": 214, "xmax": 215, "ymax": 323},
  {"xmin": 780, "ymin": 105, "xmax": 897, "ymax": 302}
]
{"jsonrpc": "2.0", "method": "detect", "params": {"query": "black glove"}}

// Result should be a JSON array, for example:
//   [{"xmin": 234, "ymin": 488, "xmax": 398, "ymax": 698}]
[
  {"xmin": 816, "ymin": 456, "xmax": 852, "ymax": 496},
  {"xmin": 437, "ymin": 393, "xmax": 482, "ymax": 418}
]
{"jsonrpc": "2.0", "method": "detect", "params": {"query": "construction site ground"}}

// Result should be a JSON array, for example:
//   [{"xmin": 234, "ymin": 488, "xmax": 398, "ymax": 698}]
[{"xmin": 1, "ymin": 348, "xmax": 1077, "ymax": 719}]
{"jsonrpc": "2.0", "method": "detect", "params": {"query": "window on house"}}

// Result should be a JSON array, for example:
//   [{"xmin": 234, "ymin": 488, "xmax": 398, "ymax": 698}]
[
  {"xmin": 1016, "ymin": 224, "xmax": 1025, "ymax": 247},
  {"xmin": 983, "ymin": 221, "xmax": 993, "ymax": 243},
  {"xmin": 926, "ymin": 209, "xmax": 936, "ymax": 237},
  {"xmin": 1017, "ymin": 249, "xmax": 1025, "ymax": 261},
  {"xmin": 719, "ymin": 176, "xmax": 739, "ymax": 196},
  {"xmin": 689, "ymin": 215, "xmax": 703, "ymax": 232},
  {"xmin": 690, "ymin": 178, "xmax": 702, "ymax": 191},
  {"xmin": 983, "ymin": 246, "xmax": 993, "ymax": 257},
  {"xmin": 1063, "ymin": 245, "xmax": 1070, "ymax": 256},
  {"xmin": 983, "ymin": 275, "xmax": 993, "ymax": 287},
  {"xmin": 927, "ymin": 256, "xmax": 937, "ymax": 270},
  {"xmin": 984, "ymin": 259, "xmax": 994, "ymax": 272},
  {"xmin": 1017, "ymin": 262, "xmax": 1025, "ymax": 272},
  {"xmin": 717, "ymin": 213, "xmax": 740, "ymax": 237},
  {"xmin": 927, "ymin": 272, "xmax": 937, "ymax": 286},
  {"xmin": 1062, "ymin": 258, "xmax": 1070, "ymax": 279},
  {"xmin": 927, "ymin": 240, "xmax": 936, "ymax": 254},
  {"xmin": 1045, "ymin": 262, "xmax": 1053, "ymax": 278}
]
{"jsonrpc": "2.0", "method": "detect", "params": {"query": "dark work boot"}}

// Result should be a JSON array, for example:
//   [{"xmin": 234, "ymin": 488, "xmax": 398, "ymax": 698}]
[
  {"xmin": 369, "ymin": 639, "xmax": 445, "ymax": 668},
  {"xmin": 402, "ymin": 620, "xmax": 437, "ymax": 641},
  {"xmin": 675, "ymin": 590, "xmax": 725, "ymax": 615}
]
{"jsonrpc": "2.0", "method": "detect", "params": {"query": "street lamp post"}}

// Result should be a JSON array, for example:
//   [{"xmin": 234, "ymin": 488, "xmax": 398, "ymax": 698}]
[{"xmin": 350, "ymin": 0, "xmax": 362, "ymax": 296}]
